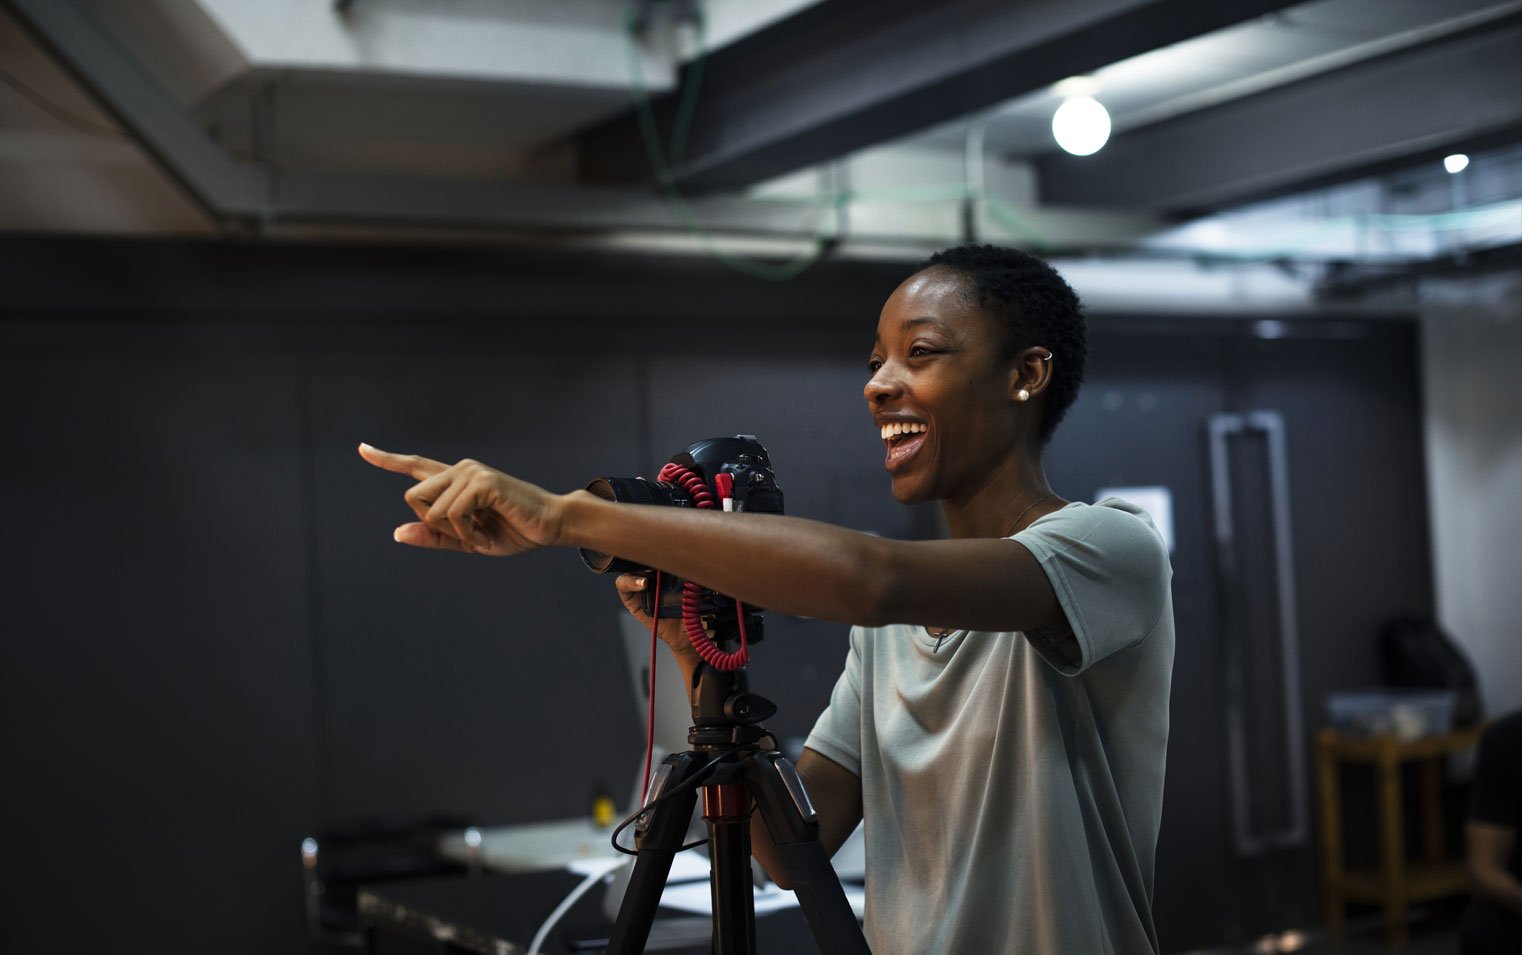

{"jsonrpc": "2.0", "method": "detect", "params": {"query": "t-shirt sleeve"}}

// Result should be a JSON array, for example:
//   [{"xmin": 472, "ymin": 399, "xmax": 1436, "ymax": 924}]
[
  {"xmin": 803, "ymin": 626, "xmax": 865, "ymax": 778},
  {"xmin": 1014, "ymin": 503, "xmax": 1172, "ymax": 676},
  {"xmin": 1469, "ymin": 714, "xmax": 1522, "ymax": 828}
]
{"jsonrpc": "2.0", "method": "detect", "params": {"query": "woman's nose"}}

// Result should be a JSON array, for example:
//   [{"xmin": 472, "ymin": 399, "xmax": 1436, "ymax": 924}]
[{"xmin": 864, "ymin": 368, "xmax": 900, "ymax": 403}]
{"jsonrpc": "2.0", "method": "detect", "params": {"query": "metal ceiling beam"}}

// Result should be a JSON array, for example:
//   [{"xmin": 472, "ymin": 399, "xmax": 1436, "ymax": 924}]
[
  {"xmin": 5, "ymin": 0, "xmax": 790, "ymax": 232},
  {"xmin": 4, "ymin": 0, "xmax": 264, "ymax": 221},
  {"xmin": 270, "ymin": 172, "xmax": 1163, "ymax": 250},
  {"xmin": 1315, "ymin": 241, "xmax": 1522, "ymax": 299},
  {"xmin": 4, "ymin": 0, "xmax": 1162, "ymax": 248},
  {"xmin": 574, "ymin": 0, "xmax": 1295, "ymax": 192},
  {"xmin": 273, "ymin": 172, "xmax": 833, "ymax": 236},
  {"xmin": 1037, "ymin": 24, "xmax": 1522, "ymax": 213}
]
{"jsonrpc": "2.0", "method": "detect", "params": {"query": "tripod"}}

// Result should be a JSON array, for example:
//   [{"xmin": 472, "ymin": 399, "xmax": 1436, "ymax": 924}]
[{"xmin": 607, "ymin": 660, "xmax": 869, "ymax": 955}]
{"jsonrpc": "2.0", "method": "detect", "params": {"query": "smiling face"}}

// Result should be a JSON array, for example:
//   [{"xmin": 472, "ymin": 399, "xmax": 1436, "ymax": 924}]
[{"xmin": 866, "ymin": 267, "xmax": 1025, "ymax": 504}]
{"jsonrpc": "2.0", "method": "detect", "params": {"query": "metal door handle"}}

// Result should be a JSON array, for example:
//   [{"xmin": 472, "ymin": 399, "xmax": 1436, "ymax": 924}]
[{"xmin": 1208, "ymin": 411, "xmax": 1308, "ymax": 856}]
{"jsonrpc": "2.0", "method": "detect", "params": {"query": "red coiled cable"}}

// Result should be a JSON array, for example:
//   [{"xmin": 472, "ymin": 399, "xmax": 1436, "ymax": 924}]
[
  {"xmin": 657, "ymin": 462, "xmax": 750, "ymax": 672},
  {"xmin": 638, "ymin": 468, "xmax": 750, "ymax": 804}
]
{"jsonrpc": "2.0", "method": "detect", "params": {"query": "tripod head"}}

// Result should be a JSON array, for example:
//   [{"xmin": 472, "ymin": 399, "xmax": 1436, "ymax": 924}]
[{"xmin": 689, "ymin": 657, "xmax": 778, "ymax": 750}]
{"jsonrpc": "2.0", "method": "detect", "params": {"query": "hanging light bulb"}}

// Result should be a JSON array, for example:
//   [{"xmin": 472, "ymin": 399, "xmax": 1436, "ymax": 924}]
[
  {"xmin": 1443, "ymin": 153, "xmax": 1469, "ymax": 174},
  {"xmin": 1052, "ymin": 96, "xmax": 1111, "ymax": 156}
]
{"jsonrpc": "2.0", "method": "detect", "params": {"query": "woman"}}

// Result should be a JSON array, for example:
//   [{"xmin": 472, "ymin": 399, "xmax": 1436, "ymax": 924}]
[{"xmin": 360, "ymin": 244, "xmax": 1174, "ymax": 953}]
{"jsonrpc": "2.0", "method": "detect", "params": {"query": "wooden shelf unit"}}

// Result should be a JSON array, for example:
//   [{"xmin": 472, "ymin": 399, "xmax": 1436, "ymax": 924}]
[{"xmin": 1315, "ymin": 725, "xmax": 1482, "ymax": 947}]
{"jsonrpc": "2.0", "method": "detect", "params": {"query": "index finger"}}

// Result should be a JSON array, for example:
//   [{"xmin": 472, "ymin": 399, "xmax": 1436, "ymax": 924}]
[{"xmin": 358, "ymin": 442, "xmax": 447, "ymax": 480}]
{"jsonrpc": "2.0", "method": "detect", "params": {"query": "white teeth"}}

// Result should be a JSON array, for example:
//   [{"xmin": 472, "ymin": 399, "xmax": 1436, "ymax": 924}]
[{"xmin": 879, "ymin": 422, "xmax": 927, "ymax": 440}]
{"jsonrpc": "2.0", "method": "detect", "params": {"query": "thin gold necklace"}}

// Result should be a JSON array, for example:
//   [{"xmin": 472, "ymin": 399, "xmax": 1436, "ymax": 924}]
[{"xmin": 929, "ymin": 492, "xmax": 1056, "ymax": 649}]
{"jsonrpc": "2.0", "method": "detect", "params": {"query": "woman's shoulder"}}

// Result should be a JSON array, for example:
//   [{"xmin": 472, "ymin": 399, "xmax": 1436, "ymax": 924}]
[
  {"xmin": 1018, "ymin": 498, "xmax": 1169, "ymax": 568},
  {"xmin": 1024, "ymin": 497, "xmax": 1155, "ymax": 531}
]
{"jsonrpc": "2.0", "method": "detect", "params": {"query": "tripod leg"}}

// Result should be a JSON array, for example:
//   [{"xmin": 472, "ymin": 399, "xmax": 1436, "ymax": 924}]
[
  {"xmin": 704, "ymin": 783, "xmax": 757, "ymax": 955},
  {"xmin": 745, "ymin": 753, "xmax": 871, "ymax": 955},
  {"xmin": 607, "ymin": 753, "xmax": 704, "ymax": 955}
]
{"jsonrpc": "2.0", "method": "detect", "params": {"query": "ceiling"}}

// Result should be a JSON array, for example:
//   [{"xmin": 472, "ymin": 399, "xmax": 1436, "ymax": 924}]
[
  {"xmin": 911, "ymin": 0, "xmax": 1519, "ymax": 156},
  {"xmin": 0, "ymin": 0, "xmax": 1517, "ymax": 277}
]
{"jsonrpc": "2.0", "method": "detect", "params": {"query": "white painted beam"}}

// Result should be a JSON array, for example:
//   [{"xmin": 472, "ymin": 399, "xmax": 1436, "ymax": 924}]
[{"xmin": 193, "ymin": 0, "xmax": 678, "ymax": 90}]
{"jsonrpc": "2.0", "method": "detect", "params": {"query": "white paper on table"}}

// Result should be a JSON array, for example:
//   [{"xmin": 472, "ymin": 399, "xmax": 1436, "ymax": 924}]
[
  {"xmin": 657, "ymin": 879, "xmax": 866, "ymax": 919},
  {"xmin": 665, "ymin": 852, "xmax": 713, "ymax": 882},
  {"xmin": 658, "ymin": 880, "xmax": 797, "ymax": 915},
  {"xmin": 565, "ymin": 857, "xmax": 629, "ymax": 879},
  {"xmin": 566, "ymin": 849, "xmax": 709, "ymax": 883}
]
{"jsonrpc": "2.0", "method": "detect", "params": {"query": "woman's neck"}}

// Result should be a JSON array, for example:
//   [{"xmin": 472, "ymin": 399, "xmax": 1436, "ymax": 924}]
[{"xmin": 941, "ymin": 447, "xmax": 1056, "ymax": 540}]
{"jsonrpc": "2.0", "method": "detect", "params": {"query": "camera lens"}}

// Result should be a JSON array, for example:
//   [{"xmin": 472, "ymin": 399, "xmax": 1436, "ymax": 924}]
[
  {"xmin": 586, "ymin": 477, "xmax": 669, "ymax": 507},
  {"xmin": 578, "ymin": 477, "xmax": 679, "ymax": 573}
]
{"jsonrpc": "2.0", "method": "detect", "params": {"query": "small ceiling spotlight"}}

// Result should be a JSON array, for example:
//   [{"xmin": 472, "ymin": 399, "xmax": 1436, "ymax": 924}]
[
  {"xmin": 1052, "ymin": 96, "xmax": 1111, "ymax": 156},
  {"xmin": 1443, "ymin": 153, "xmax": 1469, "ymax": 174}
]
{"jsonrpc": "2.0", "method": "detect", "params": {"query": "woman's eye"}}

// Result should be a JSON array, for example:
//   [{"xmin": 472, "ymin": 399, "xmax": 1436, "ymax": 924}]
[{"xmin": 869, "ymin": 348, "xmax": 934, "ymax": 372}]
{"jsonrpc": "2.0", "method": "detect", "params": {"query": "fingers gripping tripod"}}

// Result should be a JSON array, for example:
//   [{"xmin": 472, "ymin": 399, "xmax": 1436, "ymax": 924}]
[{"xmin": 607, "ymin": 661, "xmax": 869, "ymax": 955}]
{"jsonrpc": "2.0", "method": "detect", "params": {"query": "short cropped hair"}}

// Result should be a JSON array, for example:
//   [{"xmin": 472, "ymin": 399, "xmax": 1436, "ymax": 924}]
[{"xmin": 920, "ymin": 244, "xmax": 1087, "ymax": 446}]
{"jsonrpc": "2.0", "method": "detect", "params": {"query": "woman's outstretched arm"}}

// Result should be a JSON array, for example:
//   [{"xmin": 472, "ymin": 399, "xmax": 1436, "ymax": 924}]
[
  {"xmin": 359, "ymin": 444, "xmax": 1063, "ymax": 633},
  {"xmin": 564, "ymin": 490, "xmax": 887, "ymax": 624}
]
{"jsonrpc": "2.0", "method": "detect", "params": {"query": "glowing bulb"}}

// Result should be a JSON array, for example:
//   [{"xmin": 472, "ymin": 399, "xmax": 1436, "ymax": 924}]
[
  {"xmin": 1052, "ymin": 97, "xmax": 1111, "ymax": 156},
  {"xmin": 1443, "ymin": 153, "xmax": 1469, "ymax": 174}
]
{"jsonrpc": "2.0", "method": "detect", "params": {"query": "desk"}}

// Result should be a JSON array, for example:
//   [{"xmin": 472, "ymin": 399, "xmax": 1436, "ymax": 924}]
[
  {"xmin": 439, "ymin": 818, "xmax": 621, "ymax": 874},
  {"xmin": 1315, "ymin": 726, "xmax": 1482, "ymax": 947},
  {"xmin": 359, "ymin": 872, "xmax": 822, "ymax": 954}
]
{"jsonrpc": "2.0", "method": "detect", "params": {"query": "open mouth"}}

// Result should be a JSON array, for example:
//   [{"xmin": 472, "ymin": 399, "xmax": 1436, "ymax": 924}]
[{"xmin": 880, "ymin": 422, "xmax": 929, "ymax": 471}]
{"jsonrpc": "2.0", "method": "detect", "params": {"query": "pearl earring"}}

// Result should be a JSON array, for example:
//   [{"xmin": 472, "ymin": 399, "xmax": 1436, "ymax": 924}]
[{"xmin": 1017, "ymin": 388, "xmax": 1031, "ymax": 402}]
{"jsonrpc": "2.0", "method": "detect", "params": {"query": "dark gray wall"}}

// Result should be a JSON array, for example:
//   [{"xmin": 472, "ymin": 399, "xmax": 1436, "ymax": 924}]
[
  {"xmin": 0, "ymin": 238, "xmax": 1432, "ymax": 954},
  {"xmin": 0, "ymin": 238, "xmax": 931, "ymax": 955}
]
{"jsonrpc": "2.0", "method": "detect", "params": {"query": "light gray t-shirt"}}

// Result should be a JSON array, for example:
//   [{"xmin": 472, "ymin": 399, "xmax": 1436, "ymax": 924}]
[{"xmin": 805, "ymin": 499, "xmax": 1174, "ymax": 954}]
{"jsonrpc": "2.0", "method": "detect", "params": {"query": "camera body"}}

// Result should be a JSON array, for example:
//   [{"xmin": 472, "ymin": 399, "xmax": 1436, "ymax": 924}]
[{"xmin": 578, "ymin": 435, "xmax": 783, "ymax": 643}]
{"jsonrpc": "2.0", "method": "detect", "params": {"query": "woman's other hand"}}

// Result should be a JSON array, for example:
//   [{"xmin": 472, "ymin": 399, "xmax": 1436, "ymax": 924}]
[
  {"xmin": 614, "ymin": 573, "xmax": 702, "ymax": 665},
  {"xmin": 358, "ymin": 443, "xmax": 565, "ymax": 556}
]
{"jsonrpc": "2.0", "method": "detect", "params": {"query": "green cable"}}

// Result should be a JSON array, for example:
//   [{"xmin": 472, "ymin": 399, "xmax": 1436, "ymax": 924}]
[
  {"xmin": 980, "ymin": 190, "xmax": 1051, "ymax": 250},
  {"xmin": 664, "ymin": 15, "xmax": 703, "ymax": 167},
  {"xmin": 624, "ymin": 7, "xmax": 832, "ymax": 282}
]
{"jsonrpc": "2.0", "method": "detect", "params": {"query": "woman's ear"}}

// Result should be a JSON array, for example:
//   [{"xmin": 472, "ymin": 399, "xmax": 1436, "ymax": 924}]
[{"xmin": 1007, "ymin": 347, "xmax": 1055, "ymax": 401}]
